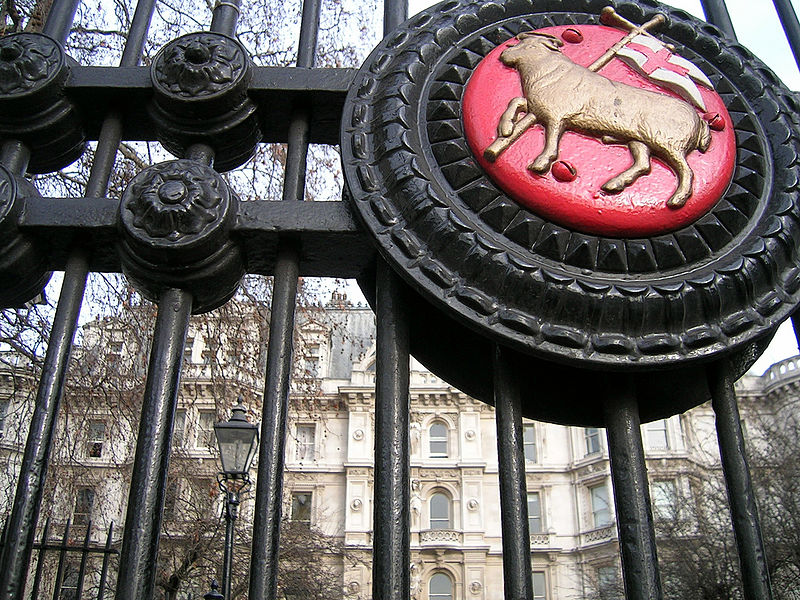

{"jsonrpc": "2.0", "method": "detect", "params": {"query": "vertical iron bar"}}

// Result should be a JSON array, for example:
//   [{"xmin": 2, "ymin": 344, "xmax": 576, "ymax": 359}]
[
  {"xmin": 370, "ymin": 6, "xmax": 411, "ymax": 600},
  {"xmin": 773, "ymin": 0, "xmax": 800, "ymax": 70},
  {"xmin": 28, "ymin": 517, "xmax": 50, "ymax": 600},
  {"xmin": 51, "ymin": 519, "xmax": 71, "ymax": 600},
  {"xmin": 74, "ymin": 520, "xmax": 92, "ymax": 599},
  {"xmin": 0, "ymin": 1, "xmax": 157, "ymax": 596},
  {"xmin": 0, "ymin": 141, "xmax": 30, "ymax": 175},
  {"xmin": 603, "ymin": 378, "xmax": 663, "ymax": 600},
  {"xmin": 372, "ymin": 261, "xmax": 411, "ymax": 600},
  {"xmin": 700, "ymin": 0, "xmax": 738, "ymax": 39},
  {"xmin": 493, "ymin": 345, "xmax": 533, "ymax": 600},
  {"xmin": 248, "ymin": 0, "xmax": 321, "ymax": 597},
  {"xmin": 115, "ymin": 288, "xmax": 193, "ymax": 600},
  {"xmin": 41, "ymin": 0, "xmax": 81, "ymax": 43},
  {"xmin": 709, "ymin": 361, "xmax": 774, "ymax": 600},
  {"xmin": 97, "ymin": 522, "xmax": 114, "ymax": 600},
  {"xmin": 221, "ymin": 491, "xmax": 240, "ymax": 600},
  {"xmin": 210, "ymin": 0, "xmax": 241, "ymax": 34}
]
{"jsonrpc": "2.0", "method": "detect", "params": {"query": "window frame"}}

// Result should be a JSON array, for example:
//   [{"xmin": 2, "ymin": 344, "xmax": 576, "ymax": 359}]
[
  {"xmin": 584, "ymin": 427, "xmax": 601, "ymax": 456},
  {"xmin": 651, "ymin": 479, "xmax": 678, "ymax": 520},
  {"xmin": 645, "ymin": 419, "xmax": 670, "ymax": 450},
  {"xmin": 87, "ymin": 419, "xmax": 106, "ymax": 458},
  {"xmin": 523, "ymin": 423, "xmax": 537, "ymax": 462},
  {"xmin": 532, "ymin": 571, "xmax": 547, "ymax": 600},
  {"xmin": 527, "ymin": 491, "xmax": 543, "ymax": 534},
  {"xmin": 429, "ymin": 492, "xmax": 452, "ymax": 530},
  {"xmin": 291, "ymin": 491, "xmax": 313, "ymax": 523},
  {"xmin": 428, "ymin": 572, "xmax": 453, "ymax": 600},
  {"xmin": 428, "ymin": 421, "xmax": 449, "ymax": 458},
  {"xmin": 295, "ymin": 423, "xmax": 316, "ymax": 461},
  {"xmin": 590, "ymin": 482, "xmax": 612, "ymax": 528},
  {"xmin": 73, "ymin": 487, "xmax": 95, "ymax": 527},
  {"xmin": 196, "ymin": 409, "xmax": 216, "ymax": 449}
]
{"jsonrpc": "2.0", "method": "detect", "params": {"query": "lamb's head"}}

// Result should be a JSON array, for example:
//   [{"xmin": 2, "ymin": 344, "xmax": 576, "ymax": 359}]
[{"xmin": 500, "ymin": 32, "xmax": 564, "ymax": 67}]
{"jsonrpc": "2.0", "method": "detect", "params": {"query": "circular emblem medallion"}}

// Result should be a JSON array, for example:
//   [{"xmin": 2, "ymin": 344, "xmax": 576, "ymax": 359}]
[
  {"xmin": 342, "ymin": 0, "xmax": 800, "ymax": 421},
  {"xmin": 462, "ymin": 23, "xmax": 736, "ymax": 237}
]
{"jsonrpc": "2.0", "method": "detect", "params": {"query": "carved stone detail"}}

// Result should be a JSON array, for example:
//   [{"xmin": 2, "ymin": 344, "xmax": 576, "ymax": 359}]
[
  {"xmin": 469, "ymin": 581, "xmax": 483, "ymax": 594},
  {"xmin": 0, "ymin": 33, "xmax": 63, "ymax": 96},
  {"xmin": 153, "ymin": 32, "xmax": 248, "ymax": 99}
]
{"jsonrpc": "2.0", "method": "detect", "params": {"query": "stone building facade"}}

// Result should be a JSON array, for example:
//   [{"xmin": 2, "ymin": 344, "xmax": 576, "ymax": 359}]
[{"xmin": 0, "ymin": 300, "xmax": 798, "ymax": 599}]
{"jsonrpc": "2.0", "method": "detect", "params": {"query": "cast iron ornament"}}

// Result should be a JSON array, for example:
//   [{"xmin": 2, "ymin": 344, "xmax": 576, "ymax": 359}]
[
  {"xmin": 0, "ymin": 33, "xmax": 86, "ymax": 173},
  {"xmin": 0, "ymin": 165, "xmax": 51, "ymax": 307},
  {"xmin": 150, "ymin": 33, "xmax": 261, "ymax": 171},
  {"xmin": 119, "ymin": 160, "xmax": 244, "ymax": 314},
  {"xmin": 342, "ymin": 0, "xmax": 800, "ymax": 372}
]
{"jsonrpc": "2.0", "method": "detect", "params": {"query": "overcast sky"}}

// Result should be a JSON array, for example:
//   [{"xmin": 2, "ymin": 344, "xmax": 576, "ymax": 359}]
[{"xmin": 401, "ymin": 0, "xmax": 800, "ymax": 374}]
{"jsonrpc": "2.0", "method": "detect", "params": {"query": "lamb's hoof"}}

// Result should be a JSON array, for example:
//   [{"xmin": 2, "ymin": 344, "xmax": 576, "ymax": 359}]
[
  {"xmin": 498, "ymin": 120, "xmax": 514, "ymax": 137},
  {"xmin": 528, "ymin": 158, "xmax": 552, "ymax": 174},
  {"xmin": 601, "ymin": 178, "xmax": 625, "ymax": 194},
  {"xmin": 667, "ymin": 195, "xmax": 689, "ymax": 208}
]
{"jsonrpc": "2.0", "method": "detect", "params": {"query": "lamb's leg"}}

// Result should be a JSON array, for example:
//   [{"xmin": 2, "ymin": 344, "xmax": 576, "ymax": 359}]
[
  {"xmin": 602, "ymin": 141, "xmax": 651, "ymax": 193},
  {"xmin": 498, "ymin": 98, "xmax": 528, "ymax": 137},
  {"xmin": 529, "ymin": 120, "xmax": 564, "ymax": 174},
  {"xmin": 662, "ymin": 149, "xmax": 694, "ymax": 208}
]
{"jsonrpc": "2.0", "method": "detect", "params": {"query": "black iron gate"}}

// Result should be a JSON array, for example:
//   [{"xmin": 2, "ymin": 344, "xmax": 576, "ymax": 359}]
[{"xmin": 1, "ymin": 0, "xmax": 799, "ymax": 598}]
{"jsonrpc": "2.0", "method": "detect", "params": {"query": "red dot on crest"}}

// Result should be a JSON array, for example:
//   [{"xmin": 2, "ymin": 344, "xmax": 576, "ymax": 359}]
[{"xmin": 562, "ymin": 28, "xmax": 584, "ymax": 43}]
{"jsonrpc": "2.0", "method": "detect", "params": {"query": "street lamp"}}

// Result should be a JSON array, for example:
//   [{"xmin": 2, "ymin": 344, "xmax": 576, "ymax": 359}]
[{"xmin": 214, "ymin": 399, "xmax": 259, "ymax": 600}]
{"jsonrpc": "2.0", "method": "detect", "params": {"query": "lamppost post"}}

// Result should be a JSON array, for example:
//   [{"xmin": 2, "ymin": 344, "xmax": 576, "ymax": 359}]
[{"xmin": 214, "ymin": 399, "xmax": 259, "ymax": 599}]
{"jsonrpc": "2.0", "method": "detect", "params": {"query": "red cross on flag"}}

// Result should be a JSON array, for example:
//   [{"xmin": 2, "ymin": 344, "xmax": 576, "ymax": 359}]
[{"xmin": 616, "ymin": 34, "xmax": 714, "ymax": 110}]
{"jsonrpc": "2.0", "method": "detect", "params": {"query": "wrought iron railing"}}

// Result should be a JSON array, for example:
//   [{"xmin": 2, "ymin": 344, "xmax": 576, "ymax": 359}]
[{"xmin": 1, "ymin": 0, "xmax": 799, "ymax": 599}]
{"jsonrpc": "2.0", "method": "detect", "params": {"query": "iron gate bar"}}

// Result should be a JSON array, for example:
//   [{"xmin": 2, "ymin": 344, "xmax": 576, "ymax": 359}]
[
  {"xmin": 693, "ymin": 5, "xmax": 776, "ymax": 599},
  {"xmin": 51, "ymin": 518, "xmax": 72, "ymax": 600},
  {"xmin": 28, "ymin": 517, "xmax": 50, "ymax": 600},
  {"xmin": 603, "ymin": 380, "xmax": 663, "ymax": 600},
  {"xmin": 61, "ymin": 66, "xmax": 353, "ymax": 144},
  {"xmin": 249, "ymin": 0, "xmax": 321, "ymax": 595},
  {"xmin": 699, "ymin": 0, "xmax": 737, "ymax": 40},
  {"xmin": 773, "ymin": 0, "xmax": 800, "ymax": 70},
  {"xmin": 98, "ymin": 522, "xmax": 115, "ymax": 600},
  {"xmin": 115, "ymin": 287, "xmax": 193, "ymax": 600},
  {"xmin": 709, "ymin": 361, "xmax": 774, "ymax": 600},
  {"xmin": 493, "ymin": 345, "xmax": 534, "ymax": 600},
  {"xmin": 75, "ymin": 519, "xmax": 93, "ymax": 599},
  {"xmin": 0, "ymin": 0, "xmax": 157, "ymax": 595},
  {"xmin": 373, "ymin": 261, "xmax": 411, "ymax": 600}
]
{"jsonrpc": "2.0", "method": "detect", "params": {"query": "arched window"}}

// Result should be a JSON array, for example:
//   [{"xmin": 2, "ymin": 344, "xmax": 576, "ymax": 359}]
[
  {"xmin": 429, "ymin": 492, "xmax": 451, "ymax": 529},
  {"xmin": 429, "ymin": 573, "xmax": 453, "ymax": 600},
  {"xmin": 429, "ymin": 422, "xmax": 448, "ymax": 458}
]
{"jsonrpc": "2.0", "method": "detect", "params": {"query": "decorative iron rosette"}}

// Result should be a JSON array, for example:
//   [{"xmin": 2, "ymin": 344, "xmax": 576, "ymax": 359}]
[
  {"xmin": 0, "ymin": 33, "xmax": 85, "ymax": 173},
  {"xmin": 0, "ymin": 165, "xmax": 51, "ymax": 307},
  {"xmin": 150, "ymin": 33, "xmax": 260, "ymax": 171},
  {"xmin": 119, "ymin": 159, "xmax": 244, "ymax": 313},
  {"xmin": 343, "ymin": 0, "xmax": 800, "ymax": 370}
]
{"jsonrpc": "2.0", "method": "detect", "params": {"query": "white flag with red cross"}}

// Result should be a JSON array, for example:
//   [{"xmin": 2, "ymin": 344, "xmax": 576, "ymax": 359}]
[{"xmin": 616, "ymin": 34, "xmax": 714, "ymax": 111}]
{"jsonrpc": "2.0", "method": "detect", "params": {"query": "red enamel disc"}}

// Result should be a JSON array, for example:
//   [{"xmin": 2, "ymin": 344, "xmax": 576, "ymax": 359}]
[{"xmin": 462, "ymin": 25, "xmax": 736, "ymax": 238}]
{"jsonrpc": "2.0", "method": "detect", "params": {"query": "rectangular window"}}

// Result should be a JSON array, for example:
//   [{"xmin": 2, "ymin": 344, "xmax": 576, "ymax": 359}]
[
  {"xmin": 60, "ymin": 561, "xmax": 79, "ymax": 600},
  {"xmin": 585, "ymin": 427, "xmax": 601, "ymax": 455},
  {"xmin": 87, "ymin": 420, "xmax": 106, "ymax": 458},
  {"xmin": 291, "ymin": 492, "xmax": 312, "ymax": 523},
  {"xmin": 189, "ymin": 478, "xmax": 215, "ymax": 513},
  {"xmin": 429, "ymin": 423, "xmax": 448, "ymax": 458},
  {"xmin": 73, "ymin": 487, "xmax": 95, "ymax": 526},
  {"xmin": 197, "ymin": 410, "xmax": 216, "ymax": 449},
  {"xmin": 598, "ymin": 566, "xmax": 620, "ymax": 598},
  {"xmin": 303, "ymin": 344, "xmax": 321, "ymax": 378},
  {"xmin": 164, "ymin": 478, "xmax": 179, "ymax": 521},
  {"xmin": 174, "ymin": 409, "xmax": 186, "ymax": 446},
  {"xmin": 590, "ymin": 483, "xmax": 612, "ymax": 528},
  {"xmin": 295, "ymin": 424, "xmax": 316, "ymax": 461},
  {"xmin": 0, "ymin": 398, "xmax": 8, "ymax": 437},
  {"xmin": 523, "ymin": 423, "xmax": 537, "ymax": 462},
  {"xmin": 532, "ymin": 571, "xmax": 547, "ymax": 600},
  {"xmin": 645, "ymin": 419, "xmax": 669, "ymax": 450},
  {"xmin": 651, "ymin": 480, "xmax": 677, "ymax": 519},
  {"xmin": 528, "ymin": 492, "xmax": 543, "ymax": 534}
]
